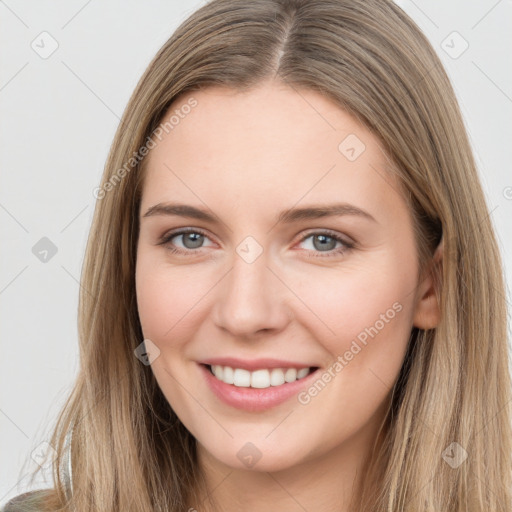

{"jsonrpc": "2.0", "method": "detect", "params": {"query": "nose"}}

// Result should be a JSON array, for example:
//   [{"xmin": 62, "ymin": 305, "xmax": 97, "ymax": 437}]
[{"xmin": 212, "ymin": 246, "xmax": 292, "ymax": 338}]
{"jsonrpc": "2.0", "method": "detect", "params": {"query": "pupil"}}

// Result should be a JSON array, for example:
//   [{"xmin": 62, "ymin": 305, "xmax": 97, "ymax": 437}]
[
  {"xmin": 184, "ymin": 233, "xmax": 203, "ymax": 249},
  {"xmin": 314, "ymin": 235, "xmax": 335, "ymax": 251}
]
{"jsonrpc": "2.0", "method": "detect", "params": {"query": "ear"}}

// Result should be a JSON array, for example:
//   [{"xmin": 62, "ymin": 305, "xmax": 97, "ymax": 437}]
[{"xmin": 412, "ymin": 238, "xmax": 443, "ymax": 330}]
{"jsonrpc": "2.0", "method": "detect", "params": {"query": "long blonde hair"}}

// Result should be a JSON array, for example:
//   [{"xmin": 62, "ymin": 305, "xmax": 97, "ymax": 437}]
[{"xmin": 21, "ymin": 0, "xmax": 512, "ymax": 510}]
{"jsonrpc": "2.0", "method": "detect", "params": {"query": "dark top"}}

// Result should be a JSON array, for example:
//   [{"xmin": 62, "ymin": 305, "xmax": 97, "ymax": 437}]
[{"xmin": 1, "ymin": 490, "xmax": 47, "ymax": 511}]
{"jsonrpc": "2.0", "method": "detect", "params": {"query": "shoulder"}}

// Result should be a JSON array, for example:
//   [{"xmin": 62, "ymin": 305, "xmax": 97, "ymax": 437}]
[{"xmin": 1, "ymin": 490, "xmax": 48, "ymax": 511}]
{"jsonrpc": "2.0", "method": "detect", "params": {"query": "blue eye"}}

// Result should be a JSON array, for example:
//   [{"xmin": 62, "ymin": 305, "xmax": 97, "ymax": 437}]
[
  {"xmin": 159, "ymin": 228, "xmax": 214, "ymax": 254},
  {"xmin": 158, "ymin": 228, "xmax": 353, "ymax": 258},
  {"xmin": 297, "ymin": 231, "xmax": 353, "ymax": 257}
]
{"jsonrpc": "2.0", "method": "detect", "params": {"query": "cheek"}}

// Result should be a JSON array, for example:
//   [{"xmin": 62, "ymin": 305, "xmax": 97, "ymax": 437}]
[
  {"xmin": 287, "ymin": 251, "xmax": 417, "ymax": 382},
  {"xmin": 284, "ymin": 259, "xmax": 416, "ymax": 449},
  {"xmin": 135, "ymin": 253, "xmax": 216, "ymax": 343},
  {"xmin": 135, "ymin": 255, "xmax": 215, "ymax": 408}
]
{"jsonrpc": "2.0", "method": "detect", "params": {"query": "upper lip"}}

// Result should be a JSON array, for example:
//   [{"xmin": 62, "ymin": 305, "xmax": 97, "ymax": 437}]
[{"xmin": 199, "ymin": 357, "xmax": 318, "ymax": 371}]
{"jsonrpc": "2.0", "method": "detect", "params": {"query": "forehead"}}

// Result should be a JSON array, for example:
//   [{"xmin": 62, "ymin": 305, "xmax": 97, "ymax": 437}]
[{"xmin": 140, "ymin": 81, "xmax": 405, "ymax": 223}]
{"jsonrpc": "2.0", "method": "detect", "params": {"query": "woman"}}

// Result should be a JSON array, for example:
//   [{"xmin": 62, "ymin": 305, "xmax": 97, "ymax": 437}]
[{"xmin": 4, "ymin": 0, "xmax": 511, "ymax": 510}]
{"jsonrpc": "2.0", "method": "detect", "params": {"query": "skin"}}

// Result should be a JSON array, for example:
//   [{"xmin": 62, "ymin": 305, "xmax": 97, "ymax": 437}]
[{"xmin": 135, "ymin": 80, "xmax": 441, "ymax": 511}]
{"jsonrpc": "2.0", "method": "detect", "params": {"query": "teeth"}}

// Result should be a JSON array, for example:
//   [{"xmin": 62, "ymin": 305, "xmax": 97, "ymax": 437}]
[
  {"xmin": 233, "ymin": 368, "xmax": 251, "ymax": 387},
  {"xmin": 251, "ymin": 369, "xmax": 270, "ymax": 388},
  {"xmin": 270, "ymin": 368, "xmax": 285, "ymax": 386},
  {"xmin": 209, "ymin": 365, "xmax": 313, "ymax": 389},
  {"xmin": 223, "ymin": 366, "xmax": 234, "ymax": 384},
  {"xmin": 212, "ymin": 365, "xmax": 223, "ymax": 379},
  {"xmin": 284, "ymin": 368, "xmax": 297, "ymax": 382},
  {"xmin": 297, "ymin": 368, "xmax": 310, "ymax": 379}
]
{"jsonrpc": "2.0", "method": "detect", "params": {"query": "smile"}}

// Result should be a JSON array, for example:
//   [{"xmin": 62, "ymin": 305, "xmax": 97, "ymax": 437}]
[
  {"xmin": 208, "ymin": 364, "xmax": 315, "ymax": 388},
  {"xmin": 198, "ymin": 362, "xmax": 321, "ymax": 412}
]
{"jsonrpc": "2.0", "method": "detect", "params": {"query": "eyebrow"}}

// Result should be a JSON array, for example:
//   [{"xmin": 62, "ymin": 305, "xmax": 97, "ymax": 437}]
[{"xmin": 142, "ymin": 202, "xmax": 377, "ymax": 224}]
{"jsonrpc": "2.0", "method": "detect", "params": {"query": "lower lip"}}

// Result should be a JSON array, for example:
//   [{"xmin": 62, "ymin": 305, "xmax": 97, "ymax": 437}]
[{"xmin": 198, "ymin": 364, "xmax": 319, "ymax": 412}]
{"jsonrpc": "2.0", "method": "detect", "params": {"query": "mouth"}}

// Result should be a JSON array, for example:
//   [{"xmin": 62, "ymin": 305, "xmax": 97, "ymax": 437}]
[
  {"xmin": 198, "ymin": 362, "xmax": 321, "ymax": 412},
  {"xmin": 203, "ymin": 363, "xmax": 319, "ymax": 389}
]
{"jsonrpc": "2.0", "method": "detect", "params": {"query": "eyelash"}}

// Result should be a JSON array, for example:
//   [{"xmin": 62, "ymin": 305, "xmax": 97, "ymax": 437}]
[{"xmin": 158, "ymin": 227, "xmax": 354, "ymax": 258}]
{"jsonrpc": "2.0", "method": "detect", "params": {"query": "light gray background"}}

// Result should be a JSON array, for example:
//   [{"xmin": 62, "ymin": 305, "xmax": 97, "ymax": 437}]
[{"xmin": 1, "ymin": 0, "xmax": 511, "ymax": 505}]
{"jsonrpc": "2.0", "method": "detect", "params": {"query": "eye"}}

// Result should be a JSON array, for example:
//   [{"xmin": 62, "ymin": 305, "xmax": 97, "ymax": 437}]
[
  {"xmin": 296, "ymin": 230, "xmax": 354, "ymax": 258},
  {"xmin": 158, "ymin": 228, "xmax": 215, "ymax": 255}
]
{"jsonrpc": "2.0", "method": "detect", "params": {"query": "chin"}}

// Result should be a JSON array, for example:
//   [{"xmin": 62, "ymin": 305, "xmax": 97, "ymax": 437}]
[{"xmin": 198, "ymin": 435, "xmax": 312, "ymax": 474}]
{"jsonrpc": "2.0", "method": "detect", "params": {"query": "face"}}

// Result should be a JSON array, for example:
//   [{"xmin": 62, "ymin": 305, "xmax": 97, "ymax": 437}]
[{"xmin": 135, "ymin": 81, "xmax": 438, "ymax": 474}]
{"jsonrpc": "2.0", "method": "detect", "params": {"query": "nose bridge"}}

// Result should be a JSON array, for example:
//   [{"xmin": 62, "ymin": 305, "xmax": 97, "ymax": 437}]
[{"xmin": 212, "ymin": 236, "xmax": 291, "ymax": 336}]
